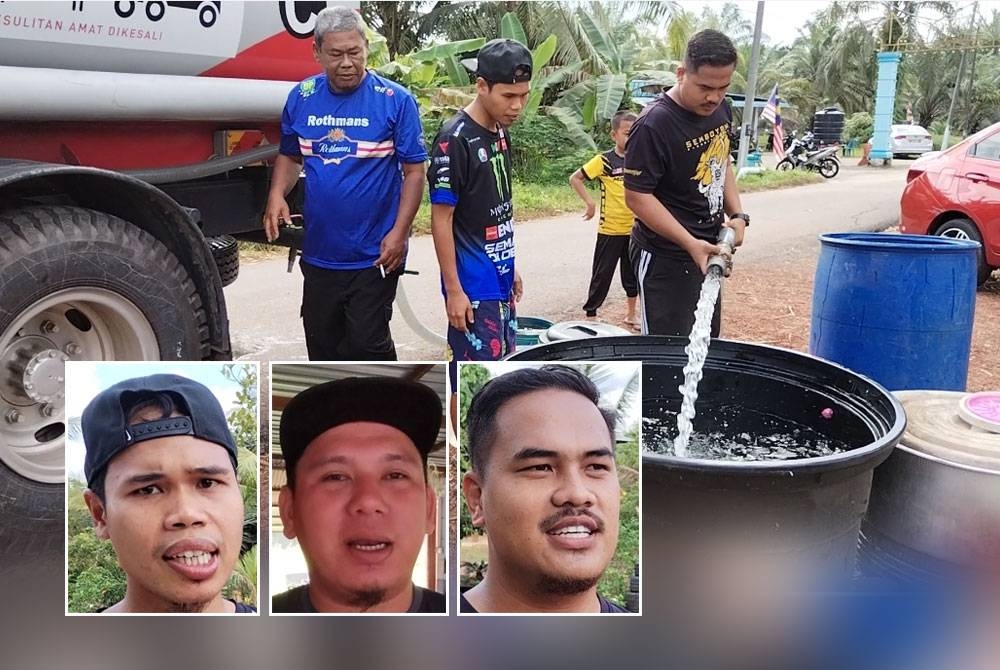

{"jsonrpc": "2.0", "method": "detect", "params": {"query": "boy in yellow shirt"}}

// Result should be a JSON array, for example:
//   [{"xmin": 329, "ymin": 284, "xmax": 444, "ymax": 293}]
[{"xmin": 569, "ymin": 110, "xmax": 639, "ymax": 328}]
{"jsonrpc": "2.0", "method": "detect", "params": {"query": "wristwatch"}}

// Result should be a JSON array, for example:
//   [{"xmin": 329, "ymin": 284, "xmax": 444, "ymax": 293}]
[{"xmin": 728, "ymin": 212, "xmax": 750, "ymax": 227}]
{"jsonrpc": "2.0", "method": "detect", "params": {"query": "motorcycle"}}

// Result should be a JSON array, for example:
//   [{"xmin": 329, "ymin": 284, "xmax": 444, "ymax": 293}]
[{"xmin": 776, "ymin": 131, "xmax": 840, "ymax": 178}]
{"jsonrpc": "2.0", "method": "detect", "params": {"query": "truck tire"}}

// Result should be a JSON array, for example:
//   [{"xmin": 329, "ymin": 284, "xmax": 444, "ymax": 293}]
[
  {"xmin": 0, "ymin": 205, "xmax": 210, "ymax": 566},
  {"xmin": 208, "ymin": 234, "xmax": 240, "ymax": 287}
]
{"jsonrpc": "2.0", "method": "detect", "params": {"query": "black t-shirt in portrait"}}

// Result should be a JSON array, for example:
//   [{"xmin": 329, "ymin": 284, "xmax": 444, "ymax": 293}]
[{"xmin": 624, "ymin": 91, "xmax": 733, "ymax": 259}]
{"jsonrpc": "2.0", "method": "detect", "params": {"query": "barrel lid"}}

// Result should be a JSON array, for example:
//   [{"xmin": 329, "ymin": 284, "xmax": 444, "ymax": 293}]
[
  {"xmin": 894, "ymin": 391, "xmax": 1000, "ymax": 470},
  {"xmin": 545, "ymin": 321, "xmax": 632, "ymax": 342},
  {"xmin": 959, "ymin": 392, "xmax": 1000, "ymax": 434}
]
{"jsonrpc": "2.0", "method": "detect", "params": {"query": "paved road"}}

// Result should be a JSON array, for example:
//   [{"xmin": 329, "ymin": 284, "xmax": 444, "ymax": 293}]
[{"xmin": 225, "ymin": 161, "xmax": 909, "ymax": 362}]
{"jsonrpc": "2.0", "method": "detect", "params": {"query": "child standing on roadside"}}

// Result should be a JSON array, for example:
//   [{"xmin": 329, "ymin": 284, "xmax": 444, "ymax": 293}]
[{"xmin": 569, "ymin": 110, "xmax": 639, "ymax": 329}]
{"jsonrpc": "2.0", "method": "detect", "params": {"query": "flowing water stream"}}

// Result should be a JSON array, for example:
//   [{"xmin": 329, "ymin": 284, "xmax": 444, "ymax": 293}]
[{"xmin": 672, "ymin": 268, "xmax": 723, "ymax": 457}]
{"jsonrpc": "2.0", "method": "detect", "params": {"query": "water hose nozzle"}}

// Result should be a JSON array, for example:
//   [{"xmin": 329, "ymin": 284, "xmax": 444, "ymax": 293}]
[{"xmin": 707, "ymin": 226, "xmax": 737, "ymax": 277}]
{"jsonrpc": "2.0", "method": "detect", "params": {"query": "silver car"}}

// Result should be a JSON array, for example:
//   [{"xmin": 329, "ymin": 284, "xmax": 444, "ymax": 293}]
[
  {"xmin": 869, "ymin": 124, "xmax": 935, "ymax": 158},
  {"xmin": 888, "ymin": 124, "xmax": 934, "ymax": 158}
]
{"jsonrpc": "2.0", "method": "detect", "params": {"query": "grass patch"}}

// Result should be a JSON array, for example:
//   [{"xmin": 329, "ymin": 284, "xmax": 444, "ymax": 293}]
[
  {"xmin": 412, "ymin": 180, "xmax": 582, "ymax": 235},
  {"xmin": 237, "ymin": 241, "xmax": 285, "ymax": 261},
  {"xmin": 737, "ymin": 169, "xmax": 824, "ymax": 192}
]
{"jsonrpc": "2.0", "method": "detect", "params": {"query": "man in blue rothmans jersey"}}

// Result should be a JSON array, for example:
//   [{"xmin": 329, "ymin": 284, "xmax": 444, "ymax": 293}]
[{"xmin": 264, "ymin": 6, "xmax": 427, "ymax": 360}]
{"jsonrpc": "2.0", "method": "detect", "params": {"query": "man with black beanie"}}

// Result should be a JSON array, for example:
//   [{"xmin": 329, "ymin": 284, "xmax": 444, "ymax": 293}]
[{"xmin": 272, "ymin": 375, "xmax": 446, "ymax": 613}]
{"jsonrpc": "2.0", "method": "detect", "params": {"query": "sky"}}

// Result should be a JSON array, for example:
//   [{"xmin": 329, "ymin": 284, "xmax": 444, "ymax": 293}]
[
  {"xmin": 64, "ymin": 361, "xmax": 258, "ymax": 481},
  {"xmin": 698, "ymin": 0, "xmax": 999, "ymax": 47},
  {"xmin": 703, "ymin": 0, "xmax": 832, "ymax": 46}
]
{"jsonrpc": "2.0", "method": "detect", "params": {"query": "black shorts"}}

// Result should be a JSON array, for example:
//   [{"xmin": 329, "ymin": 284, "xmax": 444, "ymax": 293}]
[
  {"xmin": 300, "ymin": 260, "xmax": 400, "ymax": 360},
  {"xmin": 630, "ymin": 243, "xmax": 721, "ymax": 338}
]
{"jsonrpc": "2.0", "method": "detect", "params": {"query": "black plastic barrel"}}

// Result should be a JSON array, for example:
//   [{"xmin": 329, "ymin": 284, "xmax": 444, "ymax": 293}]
[
  {"xmin": 810, "ymin": 233, "xmax": 979, "ymax": 391},
  {"xmin": 812, "ymin": 107, "xmax": 845, "ymax": 145},
  {"xmin": 508, "ymin": 336, "xmax": 906, "ymax": 600}
]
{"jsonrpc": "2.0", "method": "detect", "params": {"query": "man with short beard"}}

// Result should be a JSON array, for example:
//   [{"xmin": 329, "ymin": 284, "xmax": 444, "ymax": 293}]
[
  {"xmin": 461, "ymin": 365, "xmax": 628, "ymax": 613},
  {"xmin": 272, "ymin": 376, "xmax": 445, "ymax": 613},
  {"xmin": 80, "ymin": 374, "xmax": 252, "ymax": 614}
]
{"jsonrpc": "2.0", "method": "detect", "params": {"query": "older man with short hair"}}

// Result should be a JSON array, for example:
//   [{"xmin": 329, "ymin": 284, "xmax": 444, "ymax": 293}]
[{"xmin": 264, "ymin": 6, "xmax": 427, "ymax": 360}]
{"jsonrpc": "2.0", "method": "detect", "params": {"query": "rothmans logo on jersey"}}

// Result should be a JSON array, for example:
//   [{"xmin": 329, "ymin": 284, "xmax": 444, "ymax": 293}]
[
  {"xmin": 307, "ymin": 115, "xmax": 371, "ymax": 127},
  {"xmin": 299, "ymin": 129, "xmax": 394, "ymax": 165}
]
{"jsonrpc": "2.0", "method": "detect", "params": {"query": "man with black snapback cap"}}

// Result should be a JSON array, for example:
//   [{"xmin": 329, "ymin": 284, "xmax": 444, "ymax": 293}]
[
  {"xmin": 427, "ymin": 38, "xmax": 533, "ymax": 423},
  {"xmin": 272, "ymin": 376, "xmax": 445, "ymax": 613},
  {"xmin": 80, "ymin": 374, "xmax": 252, "ymax": 614}
]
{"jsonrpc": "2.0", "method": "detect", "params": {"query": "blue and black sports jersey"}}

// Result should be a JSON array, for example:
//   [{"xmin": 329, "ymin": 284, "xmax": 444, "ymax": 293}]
[
  {"xmin": 280, "ymin": 71, "xmax": 427, "ymax": 270},
  {"xmin": 428, "ymin": 110, "xmax": 515, "ymax": 301}
]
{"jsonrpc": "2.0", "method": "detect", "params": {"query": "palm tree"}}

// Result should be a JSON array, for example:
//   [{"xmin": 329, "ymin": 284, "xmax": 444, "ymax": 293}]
[
  {"xmin": 903, "ymin": 49, "xmax": 961, "ymax": 126},
  {"xmin": 224, "ymin": 545, "xmax": 258, "ymax": 607},
  {"xmin": 830, "ymin": 0, "xmax": 955, "ymax": 50},
  {"xmin": 697, "ymin": 2, "xmax": 754, "ymax": 46}
]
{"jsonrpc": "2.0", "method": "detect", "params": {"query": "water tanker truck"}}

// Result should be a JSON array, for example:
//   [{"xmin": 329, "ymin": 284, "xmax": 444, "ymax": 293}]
[{"xmin": 0, "ymin": 0, "xmax": 348, "ymax": 549}]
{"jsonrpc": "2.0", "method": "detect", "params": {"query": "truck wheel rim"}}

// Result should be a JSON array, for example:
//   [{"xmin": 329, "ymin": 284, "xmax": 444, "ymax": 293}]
[{"xmin": 0, "ymin": 288, "xmax": 158, "ymax": 483}]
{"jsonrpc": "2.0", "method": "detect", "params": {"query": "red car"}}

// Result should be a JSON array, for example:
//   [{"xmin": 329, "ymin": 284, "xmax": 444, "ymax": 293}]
[{"xmin": 900, "ymin": 121, "xmax": 1000, "ymax": 285}]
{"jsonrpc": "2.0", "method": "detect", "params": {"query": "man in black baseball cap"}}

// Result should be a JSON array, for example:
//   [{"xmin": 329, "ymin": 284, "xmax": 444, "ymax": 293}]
[
  {"xmin": 429, "ymin": 37, "xmax": 534, "ymax": 432},
  {"xmin": 80, "ymin": 373, "xmax": 251, "ymax": 614},
  {"xmin": 272, "ymin": 375, "xmax": 446, "ymax": 613},
  {"xmin": 461, "ymin": 38, "xmax": 533, "ymax": 84}
]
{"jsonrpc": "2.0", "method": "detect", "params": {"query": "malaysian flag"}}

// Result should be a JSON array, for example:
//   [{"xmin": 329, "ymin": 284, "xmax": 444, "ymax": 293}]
[{"xmin": 761, "ymin": 85, "xmax": 785, "ymax": 160}]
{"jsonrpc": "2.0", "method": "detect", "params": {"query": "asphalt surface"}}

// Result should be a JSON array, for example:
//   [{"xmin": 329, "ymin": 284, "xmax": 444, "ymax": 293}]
[{"xmin": 225, "ymin": 160, "xmax": 910, "ymax": 362}]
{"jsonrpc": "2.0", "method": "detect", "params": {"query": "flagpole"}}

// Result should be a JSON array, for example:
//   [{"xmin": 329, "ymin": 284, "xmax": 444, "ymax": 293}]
[{"xmin": 737, "ymin": 1, "xmax": 766, "ymax": 175}]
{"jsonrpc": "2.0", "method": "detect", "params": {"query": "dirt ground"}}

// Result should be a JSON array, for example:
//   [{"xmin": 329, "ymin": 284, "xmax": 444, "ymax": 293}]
[{"xmin": 599, "ymin": 259, "xmax": 1000, "ymax": 393}]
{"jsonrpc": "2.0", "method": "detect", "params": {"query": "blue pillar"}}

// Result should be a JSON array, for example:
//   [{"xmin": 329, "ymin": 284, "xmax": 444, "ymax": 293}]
[{"xmin": 870, "ymin": 52, "xmax": 902, "ymax": 163}]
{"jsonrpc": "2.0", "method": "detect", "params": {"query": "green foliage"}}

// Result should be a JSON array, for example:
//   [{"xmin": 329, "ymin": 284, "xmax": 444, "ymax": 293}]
[
  {"xmin": 67, "ymin": 532, "xmax": 126, "ymax": 613},
  {"xmin": 224, "ymin": 545, "xmax": 257, "ymax": 607},
  {"xmin": 512, "ymin": 113, "xmax": 599, "ymax": 178},
  {"xmin": 459, "ymin": 364, "xmax": 491, "ymax": 540},
  {"xmin": 597, "ymin": 430, "xmax": 640, "ymax": 606},
  {"xmin": 844, "ymin": 111, "xmax": 874, "ymax": 143},
  {"xmin": 222, "ymin": 364, "xmax": 258, "ymax": 453},
  {"xmin": 67, "ymin": 478, "xmax": 94, "ymax": 538},
  {"xmin": 500, "ymin": 11, "xmax": 528, "ymax": 45}
]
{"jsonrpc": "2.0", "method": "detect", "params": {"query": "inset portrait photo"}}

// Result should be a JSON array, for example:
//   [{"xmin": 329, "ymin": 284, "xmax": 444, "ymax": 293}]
[
  {"xmin": 65, "ymin": 362, "xmax": 260, "ymax": 615},
  {"xmin": 269, "ymin": 362, "xmax": 448, "ymax": 615},
  {"xmin": 458, "ymin": 361, "xmax": 641, "ymax": 615}
]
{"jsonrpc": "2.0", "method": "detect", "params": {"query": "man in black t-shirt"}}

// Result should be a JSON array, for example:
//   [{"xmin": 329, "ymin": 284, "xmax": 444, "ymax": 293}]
[
  {"xmin": 624, "ymin": 29, "xmax": 749, "ymax": 338},
  {"xmin": 461, "ymin": 365, "xmax": 631, "ymax": 614},
  {"xmin": 271, "ymin": 376, "xmax": 446, "ymax": 614}
]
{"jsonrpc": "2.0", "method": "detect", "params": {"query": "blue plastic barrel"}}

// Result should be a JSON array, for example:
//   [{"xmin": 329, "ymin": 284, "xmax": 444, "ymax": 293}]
[{"xmin": 810, "ymin": 233, "xmax": 979, "ymax": 391}]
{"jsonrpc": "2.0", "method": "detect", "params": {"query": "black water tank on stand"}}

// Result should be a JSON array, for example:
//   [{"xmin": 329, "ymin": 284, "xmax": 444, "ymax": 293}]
[{"xmin": 812, "ymin": 107, "xmax": 845, "ymax": 145}]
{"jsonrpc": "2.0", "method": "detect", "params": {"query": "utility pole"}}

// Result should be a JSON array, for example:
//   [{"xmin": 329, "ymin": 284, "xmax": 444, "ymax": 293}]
[
  {"xmin": 736, "ymin": 1, "xmax": 765, "ymax": 175},
  {"xmin": 942, "ymin": 2, "xmax": 978, "ymax": 150}
]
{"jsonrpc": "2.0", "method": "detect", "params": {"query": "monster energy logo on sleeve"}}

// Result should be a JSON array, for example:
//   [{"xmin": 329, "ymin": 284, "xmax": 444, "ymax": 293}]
[{"xmin": 489, "ymin": 151, "xmax": 511, "ymax": 200}]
